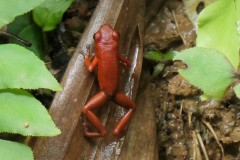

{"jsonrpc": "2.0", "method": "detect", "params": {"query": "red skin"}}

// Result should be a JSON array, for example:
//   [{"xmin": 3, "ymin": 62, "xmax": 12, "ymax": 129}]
[{"xmin": 81, "ymin": 24, "xmax": 136, "ymax": 138}]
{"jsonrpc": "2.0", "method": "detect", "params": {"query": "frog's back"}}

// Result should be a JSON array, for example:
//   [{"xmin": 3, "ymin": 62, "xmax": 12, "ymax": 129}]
[
  {"xmin": 94, "ymin": 24, "xmax": 121, "ymax": 96},
  {"xmin": 96, "ymin": 46, "xmax": 120, "ymax": 96}
]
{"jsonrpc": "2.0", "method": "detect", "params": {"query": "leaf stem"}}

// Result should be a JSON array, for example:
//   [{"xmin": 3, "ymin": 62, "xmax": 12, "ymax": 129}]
[{"xmin": 0, "ymin": 32, "xmax": 32, "ymax": 47}]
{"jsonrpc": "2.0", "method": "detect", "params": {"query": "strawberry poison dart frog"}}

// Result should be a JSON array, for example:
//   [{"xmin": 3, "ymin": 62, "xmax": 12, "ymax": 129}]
[{"xmin": 81, "ymin": 24, "xmax": 136, "ymax": 138}]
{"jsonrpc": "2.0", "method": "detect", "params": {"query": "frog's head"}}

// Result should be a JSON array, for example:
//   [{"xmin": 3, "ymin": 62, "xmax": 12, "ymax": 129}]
[{"xmin": 93, "ymin": 24, "xmax": 119, "ymax": 44}]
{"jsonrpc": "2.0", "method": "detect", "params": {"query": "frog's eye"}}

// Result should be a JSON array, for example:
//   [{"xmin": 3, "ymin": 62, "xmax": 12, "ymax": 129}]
[
  {"xmin": 112, "ymin": 31, "xmax": 120, "ymax": 39},
  {"xmin": 93, "ymin": 33, "xmax": 101, "ymax": 41}
]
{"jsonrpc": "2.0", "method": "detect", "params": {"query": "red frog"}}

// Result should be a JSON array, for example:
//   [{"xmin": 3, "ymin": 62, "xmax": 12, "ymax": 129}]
[{"xmin": 81, "ymin": 24, "xmax": 136, "ymax": 138}]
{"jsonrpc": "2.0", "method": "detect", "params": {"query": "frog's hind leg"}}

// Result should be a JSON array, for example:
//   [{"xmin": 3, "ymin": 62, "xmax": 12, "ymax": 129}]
[
  {"xmin": 82, "ymin": 91, "xmax": 108, "ymax": 137},
  {"xmin": 113, "ymin": 92, "xmax": 136, "ymax": 135}
]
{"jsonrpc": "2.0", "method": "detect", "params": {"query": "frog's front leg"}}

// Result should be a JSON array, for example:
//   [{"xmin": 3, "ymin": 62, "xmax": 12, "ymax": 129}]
[
  {"xmin": 82, "ymin": 91, "xmax": 108, "ymax": 137},
  {"xmin": 81, "ymin": 45, "xmax": 98, "ymax": 72}
]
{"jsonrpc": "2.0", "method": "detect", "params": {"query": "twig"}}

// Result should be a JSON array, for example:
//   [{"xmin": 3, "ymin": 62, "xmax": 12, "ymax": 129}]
[
  {"xmin": 171, "ymin": 10, "xmax": 187, "ymax": 45},
  {"xmin": 202, "ymin": 119, "xmax": 224, "ymax": 160},
  {"xmin": 188, "ymin": 111, "xmax": 192, "ymax": 127},
  {"xmin": 192, "ymin": 131, "xmax": 202, "ymax": 160},
  {"xmin": 0, "ymin": 32, "xmax": 31, "ymax": 47},
  {"xmin": 196, "ymin": 131, "xmax": 209, "ymax": 160},
  {"xmin": 179, "ymin": 100, "xmax": 183, "ymax": 115}
]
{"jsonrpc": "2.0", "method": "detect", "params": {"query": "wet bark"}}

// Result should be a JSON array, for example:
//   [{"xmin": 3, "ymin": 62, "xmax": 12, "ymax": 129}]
[{"xmin": 33, "ymin": 0, "xmax": 157, "ymax": 159}]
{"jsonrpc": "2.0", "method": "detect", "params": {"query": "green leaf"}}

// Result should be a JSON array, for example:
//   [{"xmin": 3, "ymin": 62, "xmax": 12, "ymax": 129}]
[
  {"xmin": 0, "ymin": 89, "xmax": 60, "ymax": 136},
  {"xmin": 0, "ymin": 0, "xmax": 45, "ymax": 28},
  {"xmin": 0, "ymin": 139, "xmax": 33, "ymax": 160},
  {"xmin": 7, "ymin": 13, "xmax": 32, "ymax": 35},
  {"xmin": 0, "ymin": 44, "xmax": 61, "ymax": 91},
  {"xmin": 144, "ymin": 51, "xmax": 175, "ymax": 61},
  {"xmin": 163, "ymin": 51, "xmax": 176, "ymax": 61},
  {"xmin": 197, "ymin": 0, "xmax": 240, "ymax": 69},
  {"xmin": 18, "ymin": 24, "xmax": 45, "ymax": 59},
  {"xmin": 153, "ymin": 63, "xmax": 165, "ymax": 77},
  {"xmin": 183, "ymin": 0, "xmax": 216, "ymax": 27},
  {"xmin": 33, "ymin": 0, "xmax": 74, "ymax": 31},
  {"xmin": 174, "ymin": 47, "xmax": 235, "ymax": 99},
  {"xmin": 7, "ymin": 14, "xmax": 45, "ymax": 59},
  {"xmin": 144, "ymin": 51, "xmax": 164, "ymax": 61}
]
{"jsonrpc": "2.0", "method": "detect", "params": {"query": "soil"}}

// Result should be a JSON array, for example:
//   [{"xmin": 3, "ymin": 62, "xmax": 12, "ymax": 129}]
[{"xmin": 144, "ymin": 0, "xmax": 240, "ymax": 159}]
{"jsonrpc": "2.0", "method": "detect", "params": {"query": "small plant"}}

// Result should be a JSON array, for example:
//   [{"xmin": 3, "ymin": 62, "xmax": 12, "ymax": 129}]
[
  {"xmin": 174, "ymin": 47, "xmax": 236, "ymax": 99},
  {"xmin": 0, "ymin": 0, "xmax": 74, "ymax": 159},
  {"xmin": 174, "ymin": 0, "xmax": 240, "ymax": 99},
  {"xmin": 144, "ymin": 50, "xmax": 175, "ymax": 76}
]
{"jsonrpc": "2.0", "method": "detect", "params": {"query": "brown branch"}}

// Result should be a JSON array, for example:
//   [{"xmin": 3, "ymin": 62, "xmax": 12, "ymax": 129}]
[{"xmin": 33, "ymin": 0, "xmax": 146, "ymax": 159}]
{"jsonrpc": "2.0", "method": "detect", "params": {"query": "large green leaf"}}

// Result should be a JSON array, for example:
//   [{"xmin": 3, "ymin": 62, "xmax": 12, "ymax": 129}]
[
  {"xmin": 0, "ymin": 139, "xmax": 33, "ymax": 160},
  {"xmin": 7, "ymin": 13, "xmax": 32, "ymax": 35},
  {"xmin": 174, "ymin": 47, "xmax": 235, "ymax": 99},
  {"xmin": 0, "ymin": 44, "xmax": 61, "ymax": 91},
  {"xmin": 0, "ymin": 89, "xmax": 60, "ymax": 136},
  {"xmin": 197, "ymin": 0, "xmax": 240, "ymax": 69},
  {"xmin": 0, "ymin": 0, "xmax": 45, "ymax": 28},
  {"xmin": 33, "ymin": 0, "xmax": 74, "ymax": 31},
  {"xmin": 7, "ymin": 14, "xmax": 45, "ymax": 59},
  {"xmin": 18, "ymin": 24, "xmax": 45, "ymax": 59},
  {"xmin": 183, "ymin": 0, "xmax": 216, "ymax": 27}
]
